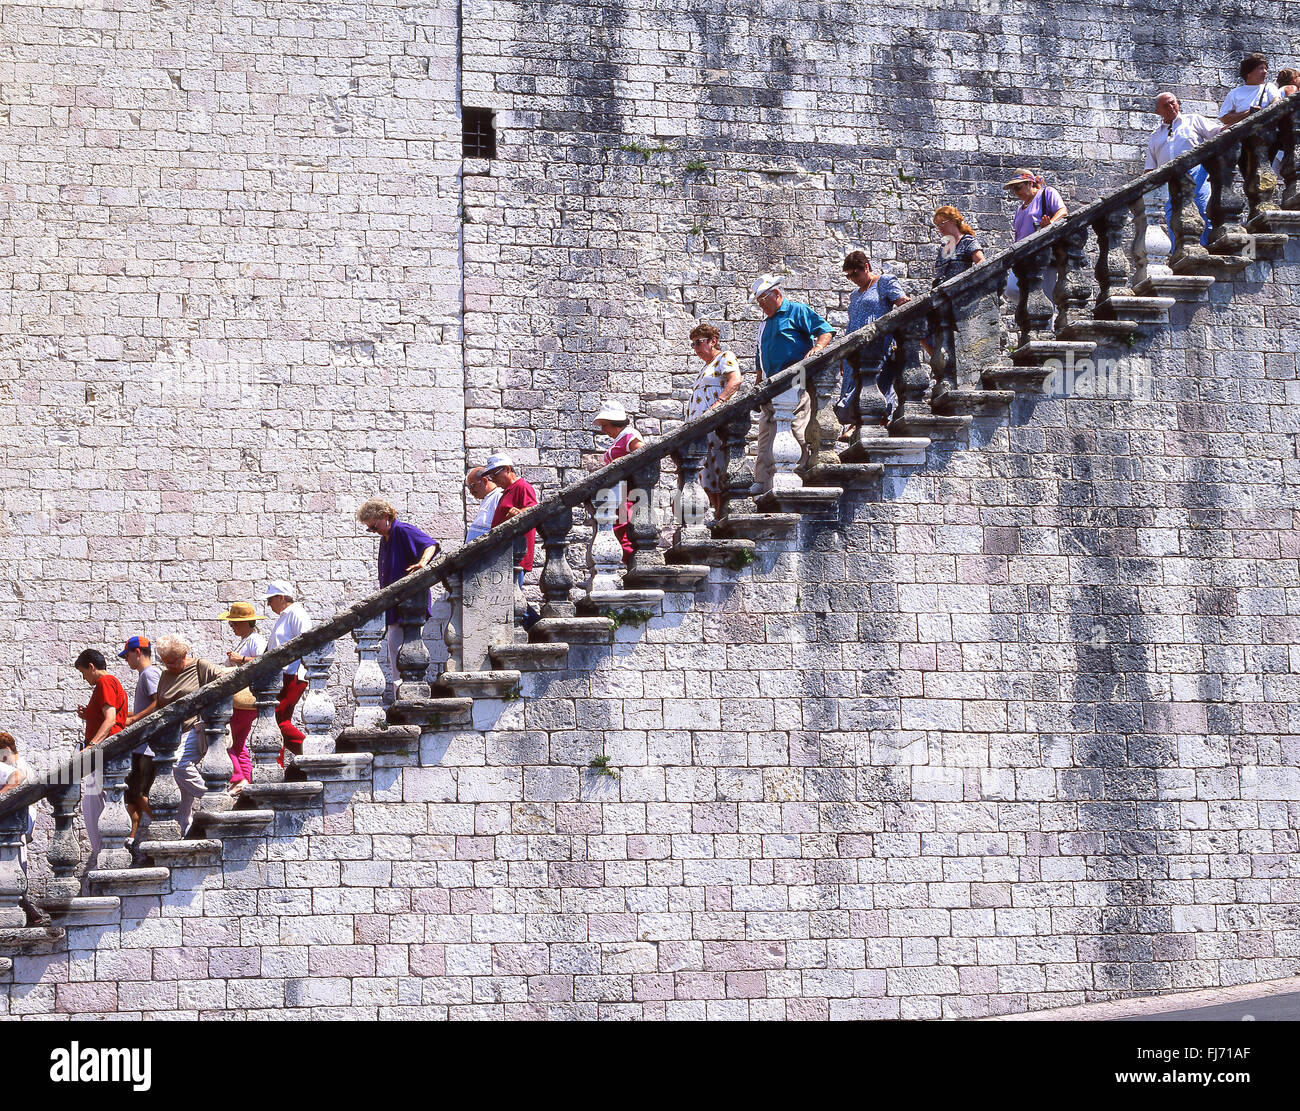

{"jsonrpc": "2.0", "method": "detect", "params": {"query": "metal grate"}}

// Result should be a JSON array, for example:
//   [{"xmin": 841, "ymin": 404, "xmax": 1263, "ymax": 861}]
[{"xmin": 462, "ymin": 107, "xmax": 496, "ymax": 159}]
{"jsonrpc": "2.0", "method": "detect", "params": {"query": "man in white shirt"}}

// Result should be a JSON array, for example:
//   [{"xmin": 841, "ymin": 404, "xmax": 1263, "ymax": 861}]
[
  {"xmin": 1146, "ymin": 92, "xmax": 1221, "ymax": 247},
  {"xmin": 265, "ymin": 581, "xmax": 312, "ymax": 758},
  {"xmin": 465, "ymin": 466, "xmax": 503, "ymax": 542},
  {"xmin": 1219, "ymin": 53, "xmax": 1282, "ymax": 125}
]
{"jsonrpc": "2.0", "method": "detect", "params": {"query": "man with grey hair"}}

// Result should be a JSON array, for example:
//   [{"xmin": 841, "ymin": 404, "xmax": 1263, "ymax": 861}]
[
  {"xmin": 465, "ymin": 467, "xmax": 503, "ymax": 543},
  {"xmin": 134, "ymin": 634, "xmax": 230, "ymax": 835},
  {"xmin": 1146, "ymin": 91, "xmax": 1220, "ymax": 246},
  {"xmin": 749, "ymin": 274, "xmax": 833, "ymax": 494}
]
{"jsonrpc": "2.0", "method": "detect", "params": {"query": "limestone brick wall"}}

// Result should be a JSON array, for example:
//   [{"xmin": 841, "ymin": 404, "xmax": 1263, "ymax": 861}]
[
  {"xmin": 6, "ymin": 243, "xmax": 1300, "ymax": 1018},
  {"xmin": 461, "ymin": 0, "xmax": 1298, "ymax": 490},
  {"xmin": 0, "ymin": 0, "xmax": 465, "ymax": 754}
]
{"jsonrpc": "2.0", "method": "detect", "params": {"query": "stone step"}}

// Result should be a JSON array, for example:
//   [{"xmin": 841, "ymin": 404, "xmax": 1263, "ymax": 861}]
[
  {"xmin": 1011, "ymin": 339, "xmax": 1097, "ymax": 366},
  {"xmin": 1244, "ymin": 233, "xmax": 1288, "ymax": 259},
  {"xmin": 1251, "ymin": 209, "xmax": 1300, "ymax": 234},
  {"xmin": 1172, "ymin": 253, "xmax": 1249, "ymax": 277},
  {"xmin": 889, "ymin": 413, "xmax": 972, "ymax": 438},
  {"xmin": 0, "ymin": 925, "xmax": 66, "ymax": 954},
  {"xmin": 839, "ymin": 435, "xmax": 930, "ymax": 466},
  {"xmin": 622, "ymin": 562, "xmax": 712, "ymax": 591},
  {"xmin": 756, "ymin": 487, "xmax": 844, "ymax": 518},
  {"xmin": 803, "ymin": 462, "xmax": 884, "ymax": 488},
  {"xmin": 1096, "ymin": 294, "xmax": 1176, "ymax": 322},
  {"xmin": 188, "ymin": 809, "xmax": 275, "ymax": 838},
  {"xmin": 529, "ymin": 616, "xmax": 614, "ymax": 644},
  {"xmin": 582, "ymin": 588, "xmax": 664, "ymax": 614},
  {"xmin": 489, "ymin": 642, "xmax": 570, "ymax": 670},
  {"xmin": 384, "ymin": 698, "xmax": 474, "ymax": 728},
  {"xmin": 42, "ymin": 896, "xmax": 121, "ymax": 926},
  {"xmin": 665, "ymin": 537, "xmax": 757, "ymax": 568},
  {"xmin": 1134, "ymin": 272, "xmax": 1215, "ymax": 299},
  {"xmin": 1056, "ymin": 318, "xmax": 1140, "ymax": 345},
  {"xmin": 434, "ymin": 670, "xmax": 522, "ymax": 698},
  {"xmin": 712, "ymin": 512, "xmax": 801, "ymax": 540},
  {"xmin": 140, "ymin": 839, "xmax": 223, "ymax": 867},
  {"xmin": 982, "ymin": 365, "xmax": 1055, "ymax": 392},
  {"xmin": 337, "ymin": 722, "xmax": 422, "ymax": 754},
  {"xmin": 290, "ymin": 752, "xmax": 374, "ymax": 782},
  {"xmin": 88, "ymin": 866, "xmax": 171, "ymax": 897},
  {"xmin": 929, "ymin": 387, "xmax": 1015, "ymax": 415},
  {"xmin": 238, "ymin": 781, "xmax": 325, "ymax": 810}
]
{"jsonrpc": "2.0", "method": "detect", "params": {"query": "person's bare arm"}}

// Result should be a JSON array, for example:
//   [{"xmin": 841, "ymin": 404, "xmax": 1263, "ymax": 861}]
[
  {"xmin": 1220, "ymin": 109, "xmax": 1250, "ymax": 126},
  {"xmin": 812, "ymin": 332, "xmax": 833, "ymax": 353},
  {"xmin": 0, "ymin": 767, "xmax": 26, "ymax": 794},
  {"xmin": 125, "ymin": 695, "xmax": 158, "ymax": 727},
  {"xmin": 971, "ymin": 250, "xmax": 986, "ymax": 266},
  {"xmin": 406, "ymin": 543, "xmax": 439, "ymax": 573},
  {"xmin": 85, "ymin": 705, "xmax": 117, "ymax": 747},
  {"xmin": 1041, "ymin": 205, "xmax": 1068, "ymax": 226},
  {"xmin": 713, "ymin": 371, "xmax": 742, "ymax": 406}
]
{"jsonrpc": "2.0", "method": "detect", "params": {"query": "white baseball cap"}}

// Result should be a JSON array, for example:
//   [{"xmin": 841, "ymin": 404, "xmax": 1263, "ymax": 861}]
[
  {"xmin": 750, "ymin": 273, "xmax": 784, "ymax": 302},
  {"xmin": 482, "ymin": 452, "xmax": 513, "ymax": 475},
  {"xmin": 265, "ymin": 580, "xmax": 295, "ymax": 600},
  {"xmin": 592, "ymin": 400, "xmax": 629, "ymax": 426}
]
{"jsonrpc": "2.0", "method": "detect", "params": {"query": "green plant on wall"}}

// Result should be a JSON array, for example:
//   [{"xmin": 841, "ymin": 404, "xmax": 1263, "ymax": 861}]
[
  {"xmin": 588, "ymin": 754, "xmax": 620, "ymax": 781},
  {"xmin": 602, "ymin": 607, "xmax": 653, "ymax": 630}
]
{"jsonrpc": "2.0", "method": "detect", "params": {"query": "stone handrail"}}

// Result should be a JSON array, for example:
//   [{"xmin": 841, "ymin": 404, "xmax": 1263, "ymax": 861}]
[{"xmin": 3, "ymin": 90, "xmax": 1298, "ymax": 825}]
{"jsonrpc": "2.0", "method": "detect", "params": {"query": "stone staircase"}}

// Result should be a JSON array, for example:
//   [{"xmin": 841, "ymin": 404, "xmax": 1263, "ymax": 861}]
[{"xmin": 3, "ymin": 94, "xmax": 1300, "ymax": 984}]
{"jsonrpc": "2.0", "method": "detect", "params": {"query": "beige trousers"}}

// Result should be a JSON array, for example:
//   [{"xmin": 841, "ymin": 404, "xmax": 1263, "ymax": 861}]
[{"xmin": 753, "ymin": 389, "xmax": 813, "ymax": 492}]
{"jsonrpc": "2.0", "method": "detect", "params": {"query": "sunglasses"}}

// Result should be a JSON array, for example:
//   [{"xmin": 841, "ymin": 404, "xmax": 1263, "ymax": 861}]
[{"xmin": 691, "ymin": 337, "xmax": 710, "ymax": 347}]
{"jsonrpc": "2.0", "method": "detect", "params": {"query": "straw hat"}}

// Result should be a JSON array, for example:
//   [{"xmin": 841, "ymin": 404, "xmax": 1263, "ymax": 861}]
[{"xmin": 218, "ymin": 601, "xmax": 265, "ymax": 623}]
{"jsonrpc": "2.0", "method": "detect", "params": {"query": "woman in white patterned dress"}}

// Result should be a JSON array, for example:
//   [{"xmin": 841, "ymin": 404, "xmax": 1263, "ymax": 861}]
[{"xmin": 687, "ymin": 322, "xmax": 742, "ymax": 515}]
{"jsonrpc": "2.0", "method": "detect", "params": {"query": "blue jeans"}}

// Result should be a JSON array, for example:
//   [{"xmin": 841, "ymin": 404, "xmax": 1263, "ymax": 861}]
[
  {"xmin": 835, "ymin": 359, "xmax": 890, "ymax": 424},
  {"xmin": 1164, "ymin": 164, "xmax": 1212, "ymax": 247}
]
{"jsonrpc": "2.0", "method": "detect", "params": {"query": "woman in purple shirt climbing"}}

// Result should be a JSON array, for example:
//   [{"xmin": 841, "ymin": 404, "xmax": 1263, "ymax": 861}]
[{"xmin": 355, "ymin": 497, "xmax": 440, "ymax": 679}]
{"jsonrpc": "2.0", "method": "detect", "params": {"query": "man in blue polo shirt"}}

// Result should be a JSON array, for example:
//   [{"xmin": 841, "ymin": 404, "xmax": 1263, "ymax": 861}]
[{"xmin": 751, "ymin": 274, "xmax": 834, "ymax": 493}]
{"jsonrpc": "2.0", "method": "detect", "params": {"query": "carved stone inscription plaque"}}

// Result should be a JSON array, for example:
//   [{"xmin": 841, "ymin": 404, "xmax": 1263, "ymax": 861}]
[{"xmin": 461, "ymin": 546, "xmax": 515, "ymax": 670}]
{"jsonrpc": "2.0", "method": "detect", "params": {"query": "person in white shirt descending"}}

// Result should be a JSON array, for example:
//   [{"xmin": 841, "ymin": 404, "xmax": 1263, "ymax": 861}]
[
  {"xmin": 1219, "ymin": 53, "xmax": 1282, "ymax": 126},
  {"xmin": 264, "ymin": 581, "xmax": 313, "ymax": 760},
  {"xmin": 465, "ymin": 467, "xmax": 504, "ymax": 542},
  {"xmin": 1146, "ymin": 92, "xmax": 1221, "ymax": 247}
]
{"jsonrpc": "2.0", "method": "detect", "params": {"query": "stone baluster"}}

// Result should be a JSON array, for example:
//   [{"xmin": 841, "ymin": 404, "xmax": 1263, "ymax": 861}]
[
  {"xmin": 1053, "ymin": 226, "xmax": 1094, "ymax": 335},
  {"xmin": 538, "ymin": 507, "xmax": 577, "ymax": 618},
  {"xmin": 93, "ymin": 746, "xmax": 133, "ymax": 869},
  {"xmin": 1012, "ymin": 247, "xmax": 1055, "ymax": 350},
  {"xmin": 247, "ymin": 667, "xmax": 285, "ymax": 784},
  {"xmin": 627, "ymin": 458, "xmax": 664, "ymax": 574},
  {"xmin": 672, "ymin": 437, "xmax": 712, "ymax": 543},
  {"xmin": 1204, "ymin": 140, "xmax": 1249, "ymax": 254},
  {"xmin": 143, "ymin": 719, "xmax": 184, "ymax": 841},
  {"xmin": 589, "ymin": 484, "xmax": 626, "ymax": 594},
  {"xmin": 927, "ymin": 302, "xmax": 957, "ymax": 397},
  {"xmin": 1093, "ymin": 204, "xmax": 1133, "ymax": 315},
  {"xmin": 395, "ymin": 591, "xmax": 432, "ymax": 701},
  {"xmin": 720, "ymin": 410, "xmax": 756, "ymax": 518},
  {"xmin": 1240, "ymin": 126, "xmax": 1279, "ymax": 227},
  {"xmin": 442, "ymin": 574, "xmax": 465, "ymax": 672},
  {"xmin": 1280, "ymin": 112, "xmax": 1299, "ymax": 210},
  {"xmin": 890, "ymin": 315, "xmax": 932, "ymax": 429},
  {"xmin": 351, "ymin": 615, "xmax": 388, "ymax": 729},
  {"xmin": 300, "ymin": 641, "xmax": 337, "ymax": 755},
  {"xmin": 196, "ymin": 696, "xmax": 235, "ymax": 815},
  {"xmin": 46, "ymin": 780, "xmax": 83, "ymax": 901},
  {"xmin": 1168, "ymin": 170, "xmax": 1209, "ymax": 267},
  {"xmin": 801, "ymin": 353, "xmax": 842, "ymax": 470},
  {"xmin": 1128, "ymin": 193, "xmax": 1174, "ymax": 291},
  {"xmin": 0, "ymin": 810, "xmax": 28, "ymax": 926},
  {"xmin": 769, "ymin": 384, "xmax": 804, "ymax": 493}
]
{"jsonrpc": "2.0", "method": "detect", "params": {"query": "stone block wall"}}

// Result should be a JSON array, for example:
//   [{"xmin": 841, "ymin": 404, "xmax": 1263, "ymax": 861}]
[
  {"xmin": 0, "ymin": 0, "xmax": 465, "ymax": 752},
  {"xmin": 461, "ymin": 0, "xmax": 1299, "ymax": 491},
  {"xmin": 6, "ymin": 242, "xmax": 1300, "ymax": 1018}
]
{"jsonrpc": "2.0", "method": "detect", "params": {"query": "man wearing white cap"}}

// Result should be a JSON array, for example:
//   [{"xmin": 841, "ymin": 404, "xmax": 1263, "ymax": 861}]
[
  {"xmin": 594, "ymin": 400, "xmax": 644, "ymax": 563},
  {"xmin": 485, "ymin": 453, "xmax": 541, "ymax": 627},
  {"xmin": 750, "ymin": 274, "xmax": 834, "ymax": 493},
  {"xmin": 265, "ymin": 581, "xmax": 313, "ymax": 757}
]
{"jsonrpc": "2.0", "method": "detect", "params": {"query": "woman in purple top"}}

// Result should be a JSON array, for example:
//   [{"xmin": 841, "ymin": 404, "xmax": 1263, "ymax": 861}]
[
  {"xmin": 355, "ymin": 497, "xmax": 440, "ymax": 678},
  {"xmin": 1003, "ymin": 168, "xmax": 1069, "ymax": 308}
]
